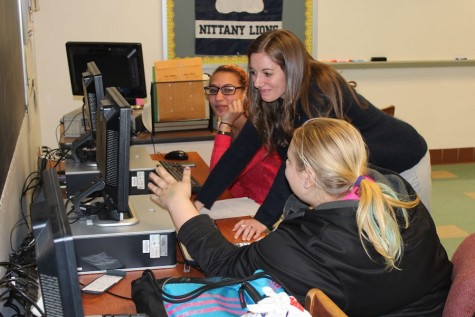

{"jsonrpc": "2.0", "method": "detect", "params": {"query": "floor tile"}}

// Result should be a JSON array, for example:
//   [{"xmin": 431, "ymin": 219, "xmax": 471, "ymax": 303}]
[
  {"xmin": 431, "ymin": 163, "xmax": 475, "ymax": 259},
  {"xmin": 431, "ymin": 170, "xmax": 458, "ymax": 179},
  {"xmin": 465, "ymin": 192, "xmax": 475, "ymax": 199},
  {"xmin": 436, "ymin": 225, "xmax": 469, "ymax": 239}
]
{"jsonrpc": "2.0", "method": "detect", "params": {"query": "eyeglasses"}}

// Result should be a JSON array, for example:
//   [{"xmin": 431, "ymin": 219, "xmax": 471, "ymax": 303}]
[{"xmin": 204, "ymin": 86, "xmax": 243, "ymax": 95}]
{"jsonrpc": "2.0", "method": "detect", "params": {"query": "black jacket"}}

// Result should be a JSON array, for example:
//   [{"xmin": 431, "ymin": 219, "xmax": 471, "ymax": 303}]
[
  {"xmin": 195, "ymin": 92, "xmax": 428, "ymax": 228},
  {"xmin": 180, "ymin": 168, "xmax": 451, "ymax": 316}
]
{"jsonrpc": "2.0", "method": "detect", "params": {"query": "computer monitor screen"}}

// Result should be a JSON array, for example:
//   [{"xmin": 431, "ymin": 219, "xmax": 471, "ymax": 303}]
[
  {"xmin": 31, "ymin": 169, "xmax": 84, "ymax": 317},
  {"xmin": 66, "ymin": 42, "xmax": 147, "ymax": 103}
]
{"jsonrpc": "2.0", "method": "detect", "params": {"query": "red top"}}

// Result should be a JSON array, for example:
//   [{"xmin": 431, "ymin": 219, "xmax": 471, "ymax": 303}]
[{"xmin": 210, "ymin": 134, "xmax": 282, "ymax": 204}]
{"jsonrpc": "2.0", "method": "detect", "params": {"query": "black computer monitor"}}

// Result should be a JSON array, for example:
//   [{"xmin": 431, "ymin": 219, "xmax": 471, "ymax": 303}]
[
  {"xmin": 65, "ymin": 42, "xmax": 147, "ymax": 104},
  {"xmin": 83, "ymin": 61, "xmax": 104, "ymax": 134},
  {"xmin": 71, "ymin": 61, "xmax": 105, "ymax": 163},
  {"xmin": 31, "ymin": 169, "xmax": 84, "ymax": 317},
  {"xmin": 73, "ymin": 87, "xmax": 138, "ymax": 227}
]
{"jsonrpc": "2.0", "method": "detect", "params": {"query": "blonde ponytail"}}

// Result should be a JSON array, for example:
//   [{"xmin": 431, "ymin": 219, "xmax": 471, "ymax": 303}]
[
  {"xmin": 356, "ymin": 179, "xmax": 419, "ymax": 270},
  {"xmin": 292, "ymin": 118, "xmax": 420, "ymax": 271}
]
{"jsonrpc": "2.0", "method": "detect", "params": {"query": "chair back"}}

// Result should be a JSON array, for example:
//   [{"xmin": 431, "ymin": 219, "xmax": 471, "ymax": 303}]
[
  {"xmin": 381, "ymin": 105, "xmax": 395, "ymax": 116},
  {"xmin": 305, "ymin": 288, "xmax": 347, "ymax": 317},
  {"xmin": 442, "ymin": 232, "xmax": 475, "ymax": 317}
]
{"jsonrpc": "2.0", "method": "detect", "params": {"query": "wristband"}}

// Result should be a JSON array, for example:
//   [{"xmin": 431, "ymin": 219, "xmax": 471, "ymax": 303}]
[{"xmin": 216, "ymin": 130, "xmax": 232, "ymax": 136}]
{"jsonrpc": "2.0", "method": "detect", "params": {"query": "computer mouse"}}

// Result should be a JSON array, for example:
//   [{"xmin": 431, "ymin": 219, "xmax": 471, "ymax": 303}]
[{"xmin": 164, "ymin": 150, "xmax": 189, "ymax": 161}]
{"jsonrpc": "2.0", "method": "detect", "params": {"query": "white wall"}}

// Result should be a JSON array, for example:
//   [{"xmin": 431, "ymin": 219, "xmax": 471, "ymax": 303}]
[
  {"xmin": 0, "ymin": 3, "xmax": 43, "ymax": 315},
  {"xmin": 335, "ymin": 66, "xmax": 475, "ymax": 149},
  {"xmin": 316, "ymin": 0, "xmax": 475, "ymax": 61},
  {"xmin": 33, "ymin": 0, "xmax": 163, "ymax": 149},
  {"xmin": 0, "ymin": 92, "xmax": 42, "ymax": 317},
  {"xmin": 0, "ymin": 117, "xmax": 40, "ymax": 317},
  {"xmin": 34, "ymin": 0, "xmax": 475, "ymax": 153},
  {"xmin": 0, "ymin": 111, "xmax": 42, "ymax": 264},
  {"xmin": 316, "ymin": 0, "xmax": 475, "ymax": 150}
]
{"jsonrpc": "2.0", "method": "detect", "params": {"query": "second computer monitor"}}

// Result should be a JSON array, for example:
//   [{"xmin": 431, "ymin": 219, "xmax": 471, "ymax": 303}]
[
  {"xmin": 66, "ymin": 42, "xmax": 147, "ymax": 104},
  {"xmin": 71, "ymin": 61, "xmax": 104, "ymax": 163},
  {"xmin": 82, "ymin": 61, "xmax": 104, "ymax": 135},
  {"xmin": 95, "ymin": 87, "xmax": 131, "ymax": 220},
  {"xmin": 72, "ymin": 86, "xmax": 138, "ymax": 227}
]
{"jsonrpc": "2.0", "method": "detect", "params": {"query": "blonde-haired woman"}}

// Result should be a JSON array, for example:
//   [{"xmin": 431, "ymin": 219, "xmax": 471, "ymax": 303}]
[
  {"xmin": 149, "ymin": 117, "xmax": 451, "ymax": 316},
  {"xmin": 289, "ymin": 118, "xmax": 424, "ymax": 270}
]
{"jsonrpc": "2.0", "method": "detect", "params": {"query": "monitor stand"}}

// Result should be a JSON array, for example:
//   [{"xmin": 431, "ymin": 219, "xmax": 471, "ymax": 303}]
[
  {"xmin": 92, "ymin": 205, "xmax": 139, "ymax": 227},
  {"xmin": 72, "ymin": 180, "xmax": 139, "ymax": 227},
  {"xmin": 71, "ymin": 131, "xmax": 96, "ymax": 163}
]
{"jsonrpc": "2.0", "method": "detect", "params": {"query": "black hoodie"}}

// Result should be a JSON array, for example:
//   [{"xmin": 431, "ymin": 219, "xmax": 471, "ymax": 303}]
[{"xmin": 179, "ymin": 167, "xmax": 452, "ymax": 316}]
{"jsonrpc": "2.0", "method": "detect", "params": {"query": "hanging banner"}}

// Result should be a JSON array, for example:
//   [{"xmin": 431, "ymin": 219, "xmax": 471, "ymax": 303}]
[{"xmin": 195, "ymin": 0, "xmax": 283, "ymax": 56}]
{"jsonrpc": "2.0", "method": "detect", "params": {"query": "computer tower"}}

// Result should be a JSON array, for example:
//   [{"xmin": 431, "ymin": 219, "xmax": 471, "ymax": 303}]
[
  {"xmin": 65, "ymin": 146, "xmax": 155, "ymax": 198},
  {"xmin": 64, "ymin": 159, "xmax": 100, "ymax": 198},
  {"xmin": 70, "ymin": 195, "xmax": 177, "ymax": 274},
  {"xmin": 63, "ymin": 107, "xmax": 86, "ymax": 137},
  {"xmin": 129, "ymin": 146, "xmax": 155, "ymax": 195}
]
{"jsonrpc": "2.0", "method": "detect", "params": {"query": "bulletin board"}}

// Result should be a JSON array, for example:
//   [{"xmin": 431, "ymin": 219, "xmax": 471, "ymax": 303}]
[
  {"xmin": 162, "ymin": 0, "xmax": 314, "ymax": 64},
  {"xmin": 315, "ymin": 0, "xmax": 475, "ymax": 61}
]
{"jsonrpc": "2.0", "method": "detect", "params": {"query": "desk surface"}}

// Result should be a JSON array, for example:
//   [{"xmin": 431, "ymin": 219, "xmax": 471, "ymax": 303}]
[
  {"xmin": 80, "ymin": 151, "xmax": 237, "ymax": 315},
  {"xmin": 150, "ymin": 151, "xmax": 231, "ymax": 202},
  {"xmin": 133, "ymin": 129, "xmax": 216, "ymax": 145},
  {"xmin": 60, "ymin": 124, "xmax": 215, "ymax": 148},
  {"xmin": 151, "ymin": 151, "xmax": 208, "ymax": 185}
]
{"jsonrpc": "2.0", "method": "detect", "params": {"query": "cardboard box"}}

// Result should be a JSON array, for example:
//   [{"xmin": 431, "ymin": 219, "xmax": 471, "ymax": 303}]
[
  {"xmin": 152, "ymin": 57, "xmax": 209, "ymax": 125},
  {"xmin": 153, "ymin": 80, "xmax": 208, "ymax": 122},
  {"xmin": 154, "ymin": 57, "xmax": 203, "ymax": 82}
]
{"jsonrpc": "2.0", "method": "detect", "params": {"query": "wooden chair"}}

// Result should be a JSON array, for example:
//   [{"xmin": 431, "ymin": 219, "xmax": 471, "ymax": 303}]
[
  {"xmin": 381, "ymin": 105, "xmax": 395, "ymax": 116},
  {"xmin": 305, "ymin": 288, "xmax": 347, "ymax": 317}
]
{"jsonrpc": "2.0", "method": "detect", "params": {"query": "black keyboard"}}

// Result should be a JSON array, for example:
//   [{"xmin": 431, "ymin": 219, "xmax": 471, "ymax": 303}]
[{"xmin": 158, "ymin": 161, "xmax": 202, "ymax": 194}]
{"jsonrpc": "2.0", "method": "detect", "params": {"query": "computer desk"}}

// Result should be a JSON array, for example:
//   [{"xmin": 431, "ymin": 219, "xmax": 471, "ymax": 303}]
[
  {"xmin": 60, "ymin": 123, "xmax": 215, "ymax": 148},
  {"xmin": 80, "ymin": 151, "xmax": 262, "ymax": 316}
]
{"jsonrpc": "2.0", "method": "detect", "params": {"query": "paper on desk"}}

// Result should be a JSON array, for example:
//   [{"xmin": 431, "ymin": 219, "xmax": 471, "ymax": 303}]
[{"xmin": 200, "ymin": 197, "xmax": 260, "ymax": 219}]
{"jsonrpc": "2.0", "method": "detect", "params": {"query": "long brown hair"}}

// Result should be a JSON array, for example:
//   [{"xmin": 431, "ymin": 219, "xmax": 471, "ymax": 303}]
[{"xmin": 247, "ymin": 29, "xmax": 365, "ymax": 152}]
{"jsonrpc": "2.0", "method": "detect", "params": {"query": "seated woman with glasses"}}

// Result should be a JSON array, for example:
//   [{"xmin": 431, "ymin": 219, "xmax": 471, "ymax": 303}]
[
  {"xmin": 148, "ymin": 117, "xmax": 451, "ymax": 316},
  {"xmin": 203, "ymin": 65, "xmax": 282, "ymax": 205}
]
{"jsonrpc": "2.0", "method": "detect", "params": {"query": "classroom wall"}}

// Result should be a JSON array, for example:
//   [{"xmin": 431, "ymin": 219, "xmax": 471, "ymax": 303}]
[
  {"xmin": 33, "ymin": 0, "xmax": 475, "ymax": 153},
  {"xmin": 316, "ymin": 0, "xmax": 475, "ymax": 151},
  {"xmin": 316, "ymin": 0, "xmax": 475, "ymax": 61},
  {"xmin": 33, "ymin": 0, "xmax": 163, "ymax": 149},
  {"xmin": 0, "ymin": 1, "xmax": 42, "ymax": 314}
]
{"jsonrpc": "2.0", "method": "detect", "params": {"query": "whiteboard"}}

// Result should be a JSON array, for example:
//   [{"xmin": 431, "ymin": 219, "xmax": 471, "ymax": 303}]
[{"xmin": 316, "ymin": 0, "xmax": 475, "ymax": 61}]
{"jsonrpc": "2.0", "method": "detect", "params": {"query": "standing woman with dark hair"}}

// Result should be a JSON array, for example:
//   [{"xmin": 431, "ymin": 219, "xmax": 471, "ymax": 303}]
[{"xmin": 195, "ymin": 29, "xmax": 431, "ymax": 240}]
